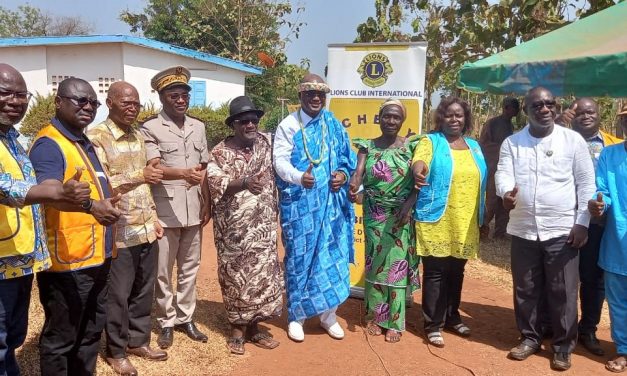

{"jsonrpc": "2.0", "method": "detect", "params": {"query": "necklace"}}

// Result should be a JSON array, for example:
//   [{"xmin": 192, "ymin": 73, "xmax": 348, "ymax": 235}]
[{"xmin": 297, "ymin": 110, "xmax": 327, "ymax": 165}]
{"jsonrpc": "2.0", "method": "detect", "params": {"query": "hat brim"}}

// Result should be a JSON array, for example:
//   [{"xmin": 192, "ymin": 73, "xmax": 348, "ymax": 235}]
[
  {"xmin": 225, "ymin": 109, "xmax": 265, "ymax": 126},
  {"xmin": 159, "ymin": 82, "xmax": 192, "ymax": 92}
]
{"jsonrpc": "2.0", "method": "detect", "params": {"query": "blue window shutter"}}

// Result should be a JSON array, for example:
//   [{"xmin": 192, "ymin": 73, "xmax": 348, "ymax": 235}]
[{"xmin": 189, "ymin": 80, "xmax": 206, "ymax": 107}]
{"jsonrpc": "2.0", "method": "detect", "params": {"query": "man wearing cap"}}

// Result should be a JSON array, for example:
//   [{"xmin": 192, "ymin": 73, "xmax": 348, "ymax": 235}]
[
  {"xmin": 273, "ymin": 73, "xmax": 356, "ymax": 342},
  {"xmin": 0, "ymin": 64, "xmax": 91, "ymax": 376},
  {"xmin": 87, "ymin": 81, "xmax": 167, "ymax": 375},
  {"xmin": 140, "ymin": 66, "xmax": 210, "ymax": 349}
]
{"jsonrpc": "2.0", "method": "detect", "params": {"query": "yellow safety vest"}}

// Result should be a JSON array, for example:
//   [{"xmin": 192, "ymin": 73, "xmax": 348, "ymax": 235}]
[
  {"xmin": 34, "ymin": 124, "xmax": 110, "ymax": 272},
  {"xmin": 0, "ymin": 141, "xmax": 36, "ymax": 257}
]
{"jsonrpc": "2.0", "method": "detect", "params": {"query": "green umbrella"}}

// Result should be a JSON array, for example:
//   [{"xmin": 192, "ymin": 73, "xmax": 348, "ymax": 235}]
[{"xmin": 457, "ymin": 1, "xmax": 627, "ymax": 97}]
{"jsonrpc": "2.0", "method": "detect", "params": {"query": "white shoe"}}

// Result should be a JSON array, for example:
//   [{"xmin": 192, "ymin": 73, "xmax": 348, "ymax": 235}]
[
  {"xmin": 288, "ymin": 321, "xmax": 304, "ymax": 342},
  {"xmin": 320, "ymin": 321, "xmax": 344, "ymax": 340}
]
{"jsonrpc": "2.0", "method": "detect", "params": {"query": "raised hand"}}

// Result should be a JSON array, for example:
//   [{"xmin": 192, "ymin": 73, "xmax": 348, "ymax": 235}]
[
  {"xmin": 588, "ymin": 192, "xmax": 605, "ymax": 217},
  {"xmin": 503, "ymin": 186, "xmax": 519, "ymax": 210},
  {"xmin": 143, "ymin": 159, "xmax": 164, "ymax": 184},
  {"xmin": 301, "ymin": 163, "xmax": 315, "ymax": 189},
  {"xmin": 246, "ymin": 171, "xmax": 265, "ymax": 195},
  {"xmin": 556, "ymin": 103, "xmax": 577, "ymax": 125},
  {"xmin": 184, "ymin": 164, "xmax": 203, "ymax": 186},
  {"xmin": 412, "ymin": 161, "xmax": 428, "ymax": 189},
  {"xmin": 330, "ymin": 171, "xmax": 346, "ymax": 192},
  {"xmin": 62, "ymin": 167, "xmax": 91, "ymax": 205},
  {"xmin": 90, "ymin": 193, "xmax": 122, "ymax": 226}
]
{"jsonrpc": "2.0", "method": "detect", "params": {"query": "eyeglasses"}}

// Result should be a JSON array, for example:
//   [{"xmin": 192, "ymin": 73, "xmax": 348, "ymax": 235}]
[
  {"xmin": 531, "ymin": 99, "xmax": 556, "ymax": 111},
  {"xmin": 233, "ymin": 118, "xmax": 260, "ymax": 126},
  {"xmin": 120, "ymin": 101, "xmax": 143, "ymax": 110},
  {"xmin": 302, "ymin": 91, "xmax": 326, "ymax": 99},
  {"xmin": 166, "ymin": 93, "xmax": 190, "ymax": 102},
  {"xmin": 59, "ymin": 95, "xmax": 101, "ymax": 109},
  {"xmin": 0, "ymin": 90, "xmax": 33, "ymax": 102}
]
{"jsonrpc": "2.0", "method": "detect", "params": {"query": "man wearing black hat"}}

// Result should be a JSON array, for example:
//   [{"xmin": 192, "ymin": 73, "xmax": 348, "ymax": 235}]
[
  {"xmin": 204, "ymin": 96, "xmax": 283, "ymax": 355},
  {"xmin": 140, "ymin": 66, "xmax": 210, "ymax": 349}
]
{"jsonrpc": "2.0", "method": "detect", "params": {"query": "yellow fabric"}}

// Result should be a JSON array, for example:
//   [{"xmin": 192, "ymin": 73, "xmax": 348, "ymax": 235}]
[
  {"xmin": 601, "ymin": 130, "xmax": 622, "ymax": 146},
  {"xmin": 413, "ymin": 138, "xmax": 481, "ymax": 259},
  {"xmin": 34, "ymin": 125, "xmax": 109, "ymax": 272},
  {"xmin": 0, "ymin": 142, "xmax": 36, "ymax": 258}
]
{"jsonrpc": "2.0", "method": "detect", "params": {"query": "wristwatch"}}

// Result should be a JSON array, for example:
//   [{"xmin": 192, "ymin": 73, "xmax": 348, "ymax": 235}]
[{"xmin": 81, "ymin": 199, "xmax": 93, "ymax": 213}]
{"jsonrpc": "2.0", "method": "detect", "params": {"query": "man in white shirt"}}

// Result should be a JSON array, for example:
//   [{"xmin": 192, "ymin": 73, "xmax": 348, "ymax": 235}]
[{"xmin": 495, "ymin": 86, "xmax": 596, "ymax": 371}]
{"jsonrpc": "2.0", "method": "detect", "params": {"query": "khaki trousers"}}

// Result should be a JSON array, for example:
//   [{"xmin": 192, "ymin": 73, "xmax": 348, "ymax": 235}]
[{"xmin": 154, "ymin": 226, "xmax": 201, "ymax": 328}]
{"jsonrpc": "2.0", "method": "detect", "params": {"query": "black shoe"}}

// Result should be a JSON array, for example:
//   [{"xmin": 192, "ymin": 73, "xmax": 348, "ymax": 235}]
[
  {"xmin": 508, "ymin": 342, "xmax": 540, "ymax": 361},
  {"xmin": 551, "ymin": 352, "xmax": 571, "ymax": 371},
  {"xmin": 157, "ymin": 327, "xmax": 173, "ymax": 349},
  {"xmin": 579, "ymin": 333, "xmax": 605, "ymax": 356},
  {"xmin": 175, "ymin": 322, "xmax": 208, "ymax": 342}
]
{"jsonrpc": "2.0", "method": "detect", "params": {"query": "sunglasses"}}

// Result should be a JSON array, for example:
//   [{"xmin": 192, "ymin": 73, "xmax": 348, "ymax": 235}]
[
  {"xmin": 233, "ymin": 118, "xmax": 260, "ymax": 126},
  {"xmin": 60, "ymin": 95, "xmax": 101, "ymax": 109},
  {"xmin": 302, "ymin": 91, "xmax": 326, "ymax": 99},
  {"xmin": 531, "ymin": 99, "xmax": 556, "ymax": 111},
  {"xmin": 0, "ymin": 89, "xmax": 33, "ymax": 102}
]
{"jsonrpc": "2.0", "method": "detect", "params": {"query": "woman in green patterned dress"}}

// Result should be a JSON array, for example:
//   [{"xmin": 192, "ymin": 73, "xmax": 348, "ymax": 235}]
[{"xmin": 348, "ymin": 99, "xmax": 420, "ymax": 343}]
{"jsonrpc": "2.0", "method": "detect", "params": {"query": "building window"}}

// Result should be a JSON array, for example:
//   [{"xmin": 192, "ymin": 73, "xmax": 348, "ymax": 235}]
[
  {"xmin": 189, "ymin": 80, "xmax": 206, "ymax": 107},
  {"xmin": 51, "ymin": 75, "xmax": 72, "ymax": 93},
  {"xmin": 98, "ymin": 77, "xmax": 117, "ymax": 94}
]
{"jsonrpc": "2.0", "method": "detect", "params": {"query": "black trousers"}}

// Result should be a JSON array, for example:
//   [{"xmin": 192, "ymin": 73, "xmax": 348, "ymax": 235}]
[
  {"xmin": 38, "ymin": 260, "xmax": 111, "ymax": 376},
  {"xmin": 421, "ymin": 256, "xmax": 468, "ymax": 334},
  {"xmin": 0, "ymin": 274, "xmax": 33, "ymax": 376},
  {"xmin": 579, "ymin": 224, "xmax": 605, "ymax": 335},
  {"xmin": 511, "ymin": 236, "xmax": 579, "ymax": 354},
  {"xmin": 106, "ymin": 242, "xmax": 157, "ymax": 358}
]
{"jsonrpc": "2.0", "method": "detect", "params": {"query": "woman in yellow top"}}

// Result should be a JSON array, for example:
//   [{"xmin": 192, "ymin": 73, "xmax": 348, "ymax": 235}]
[{"xmin": 411, "ymin": 97, "xmax": 487, "ymax": 347}]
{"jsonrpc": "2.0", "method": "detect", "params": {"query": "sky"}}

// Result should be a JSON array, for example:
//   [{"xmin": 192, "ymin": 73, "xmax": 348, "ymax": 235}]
[{"xmin": 2, "ymin": 0, "xmax": 378, "ymax": 75}]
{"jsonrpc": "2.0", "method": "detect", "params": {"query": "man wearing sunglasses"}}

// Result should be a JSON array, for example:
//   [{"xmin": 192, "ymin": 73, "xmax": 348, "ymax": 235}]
[
  {"xmin": 0, "ymin": 64, "xmax": 93, "ymax": 376},
  {"xmin": 29, "ymin": 77, "xmax": 122, "ymax": 375},
  {"xmin": 496, "ymin": 86, "xmax": 596, "ymax": 371},
  {"xmin": 140, "ymin": 66, "xmax": 210, "ymax": 349},
  {"xmin": 87, "ymin": 81, "xmax": 167, "ymax": 375}
]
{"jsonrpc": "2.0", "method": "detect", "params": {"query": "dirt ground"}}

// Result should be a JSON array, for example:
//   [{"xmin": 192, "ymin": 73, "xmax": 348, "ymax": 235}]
[
  {"xmin": 16, "ymin": 224, "xmax": 615, "ymax": 376},
  {"xmin": 196, "ymin": 226, "xmax": 616, "ymax": 376}
]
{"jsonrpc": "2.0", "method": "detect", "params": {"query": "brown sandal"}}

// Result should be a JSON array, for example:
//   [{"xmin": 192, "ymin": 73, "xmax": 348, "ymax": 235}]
[
  {"xmin": 385, "ymin": 329, "xmax": 402, "ymax": 343},
  {"xmin": 248, "ymin": 332, "xmax": 279, "ymax": 350},
  {"xmin": 226, "ymin": 337, "xmax": 245, "ymax": 355},
  {"xmin": 606, "ymin": 355, "xmax": 627, "ymax": 373}
]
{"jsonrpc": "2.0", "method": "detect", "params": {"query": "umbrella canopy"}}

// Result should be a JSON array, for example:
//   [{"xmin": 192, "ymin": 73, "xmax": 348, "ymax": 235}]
[{"xmin": 457, "ymin": 2, "xmax": 627, "ymax": 97}]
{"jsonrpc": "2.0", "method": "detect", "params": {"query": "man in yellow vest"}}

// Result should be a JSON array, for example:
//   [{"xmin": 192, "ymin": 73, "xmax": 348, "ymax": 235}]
[
  {"xmin": 558, "ymin": 98, "xmax": 622, "ymax": 357},
  {"xmin": 29, "ymin": 77, "xmax": 122, "ymax": 375},
  {"xmin": 0, "ymin": 64, "xmax": 92, "ymax": 376}
]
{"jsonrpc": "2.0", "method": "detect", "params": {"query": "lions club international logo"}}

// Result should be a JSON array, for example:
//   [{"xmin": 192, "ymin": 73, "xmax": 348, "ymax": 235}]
[{"xmin": 357, "ymin": 52, "xmax": 393, "ymax": 88}]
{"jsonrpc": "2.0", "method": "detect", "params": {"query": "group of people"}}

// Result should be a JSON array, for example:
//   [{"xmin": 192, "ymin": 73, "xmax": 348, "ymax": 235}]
[{"xmin": 1, "ymin": 58, "xmax": 626, "ymax": 376}]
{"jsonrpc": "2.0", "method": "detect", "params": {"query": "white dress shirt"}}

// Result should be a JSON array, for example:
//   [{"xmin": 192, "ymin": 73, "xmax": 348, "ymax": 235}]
[
  {"xmin": 273, "ymin": 109, "xmax": 313, "ymax": 186},
  {"xmin": 495, "ymin": 124, "xmax": 595, "ymax": 241}
]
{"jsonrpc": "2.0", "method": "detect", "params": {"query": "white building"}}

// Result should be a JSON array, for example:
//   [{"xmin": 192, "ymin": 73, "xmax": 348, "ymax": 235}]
[{"xmin": 0, "ymin": 34, "xmax": 263, "ymax": 126}]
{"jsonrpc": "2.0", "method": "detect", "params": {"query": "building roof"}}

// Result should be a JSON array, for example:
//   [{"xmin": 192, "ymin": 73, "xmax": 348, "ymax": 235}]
[{"xmin": 0, "ymin": 34, "xmax": 263, "ymax": 75}]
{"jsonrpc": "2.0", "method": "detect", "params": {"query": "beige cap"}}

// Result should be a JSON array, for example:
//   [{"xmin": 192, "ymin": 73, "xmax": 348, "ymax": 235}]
[{"xmin": 150, "ymin": 66, "xmax": 191, "ymax": 92}]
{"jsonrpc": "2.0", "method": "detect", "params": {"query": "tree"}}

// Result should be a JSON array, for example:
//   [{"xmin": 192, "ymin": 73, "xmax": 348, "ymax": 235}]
[
  {"xmin": 19, "ymin": 93, "xmax": 56, "ymax": 142},
  {"xmin": 0, "ymin": 5, "xmax": 92, "ymax": 37},
  {"xmin": 355, "ymin": 0, "xmax": 620, "ymax": 130},
  {"xmin": 120, "ymin": 0, "xmax": 305, "ymax": 113}
]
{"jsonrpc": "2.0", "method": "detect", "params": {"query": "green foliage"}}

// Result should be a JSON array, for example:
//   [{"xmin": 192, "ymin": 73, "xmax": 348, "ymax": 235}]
[
  {"xmin": 188, "ymin": 103, "xmax": 233, "ymax": 148},
  {"xmin": 0, "ymin": 4, "xmax": 91, "ymax": 37},
  {"xmin": 120, "ymin": 0, "xmax": 306, "ymax": 113},
  {"xmin": 356, "ymin": 0, "xmax": 620, "ymax": 131},
  {"xmin": 20, "ymin": 93, "xmax": 56, "ymax": 142}
]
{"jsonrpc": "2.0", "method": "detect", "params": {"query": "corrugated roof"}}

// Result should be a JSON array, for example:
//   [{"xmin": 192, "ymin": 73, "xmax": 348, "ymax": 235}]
[{"xmin": 0, "ymin": 34, "xmax": 263, "ymax": 75}]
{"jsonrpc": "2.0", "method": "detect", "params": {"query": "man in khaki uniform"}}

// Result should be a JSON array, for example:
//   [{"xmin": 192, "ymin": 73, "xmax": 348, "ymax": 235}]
[{"xmin": 139, "ymin": 66, "xmax": 210, "ymax": 349}]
